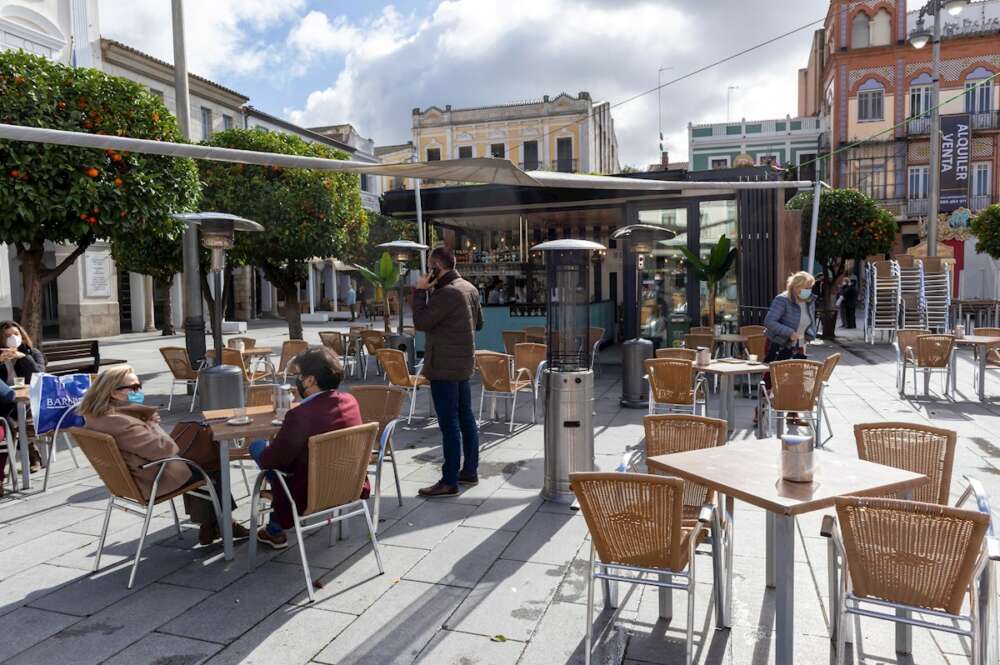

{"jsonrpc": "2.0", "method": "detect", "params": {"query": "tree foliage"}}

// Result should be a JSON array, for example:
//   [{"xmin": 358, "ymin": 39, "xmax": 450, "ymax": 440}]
[
  {"xmin": 109, "ymin": 217, "xmax": 185, "ymax": 335},
  {"xmin": 356, "ymin": 251, "xmax": 401, "ymax": 334},
  {"xmin": 798, "ymin": 188, "xmax": 897, "ymax": 307},
  {"xmin": 679, "ymin": 234, "xmax": 736, "ymax": 327},
  {"xmin": 0, "ymin": 49, "xmax": 199, "ymax": 341},
  {"xmin": 971, "ymin": 204, "xmax": 1000, "ymax": 260},
  {"xmin": 198, "ymin": 128, "xmax": 367, "ymax": 339}
]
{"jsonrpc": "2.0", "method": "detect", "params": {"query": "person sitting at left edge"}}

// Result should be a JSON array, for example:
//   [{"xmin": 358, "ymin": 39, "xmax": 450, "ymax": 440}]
[
  {"xmin": 0, "ymin": 377, "xmax": 17, "ymax": 496},
  {"xmin": 250, "ymin": 347, "xmax": 366, "ymax": 549}
]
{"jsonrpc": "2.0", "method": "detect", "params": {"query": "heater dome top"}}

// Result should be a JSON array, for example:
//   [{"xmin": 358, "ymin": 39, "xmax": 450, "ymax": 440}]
[{"xmin": 530, "ymin": 239, "xmax": 606, "ymax": 252}]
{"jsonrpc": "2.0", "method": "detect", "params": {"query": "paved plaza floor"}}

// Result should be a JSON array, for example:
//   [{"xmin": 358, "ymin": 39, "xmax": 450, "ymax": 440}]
[{"xmin": 2, "ymin": 319, "xmax": 999, "ymax": 664}]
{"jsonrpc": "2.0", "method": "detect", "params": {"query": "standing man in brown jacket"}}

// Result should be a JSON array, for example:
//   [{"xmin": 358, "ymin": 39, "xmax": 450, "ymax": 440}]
[{"xmin": 413, "ymin": 247, "xmax": 483, "ymax": 497}]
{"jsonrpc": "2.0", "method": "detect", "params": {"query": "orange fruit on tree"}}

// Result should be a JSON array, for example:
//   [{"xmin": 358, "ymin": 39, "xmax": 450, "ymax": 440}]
[
  {"xmin": 114, "ymin": 178, "xmax": 123, "ymax": 187},
  {"xmin": 85, "ymin": 167, "xmax": 99, "ymax": 178},
  {"xmin": 9, "ymin": 169, "xmax": 19, "ymax": 178}
]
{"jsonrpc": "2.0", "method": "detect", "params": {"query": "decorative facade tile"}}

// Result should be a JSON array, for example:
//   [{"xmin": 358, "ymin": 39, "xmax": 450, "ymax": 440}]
[
  {"xmin": 906, "ymin": 55, "xmax": 1000, "ymax": 82},
  {"xmin": 849, "ymin": 65, "xmax": 896, "ymax": 89},
  {"xmin": 973, "ymin": 136, "xmax": 994, "ymax": 160}
]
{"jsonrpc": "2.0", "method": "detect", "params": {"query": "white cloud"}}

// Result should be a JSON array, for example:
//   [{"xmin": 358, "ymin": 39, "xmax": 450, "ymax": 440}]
[
  {"xmin": 98, "ymin": 0, "xmax": 305, "ymax": 79},
  {"xmin": 284, "ymin": 0, "xmax": 826, "ymax": 167}
]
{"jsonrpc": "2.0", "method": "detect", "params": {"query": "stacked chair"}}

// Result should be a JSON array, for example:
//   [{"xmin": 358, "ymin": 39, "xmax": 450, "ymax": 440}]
[
  {"xmin": 895, "ymin": 255, "xmax": 926, "ymax": 329},
  {"xmin": 864, "ymin": 260, "xmax": 902, "ymax": 344},
  {"xmin": 923, "ymin": 257, "xmax": 953, "ymax": 332}
]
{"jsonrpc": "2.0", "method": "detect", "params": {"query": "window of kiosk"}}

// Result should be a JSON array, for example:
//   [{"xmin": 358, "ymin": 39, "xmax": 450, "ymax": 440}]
[
  {"xmin": 699, "ymin": 200, "xmax": 738, "ymax": 328},
  {"xmin": 636, "ymin": 207, "xmax": 688, "ymax": 347}
]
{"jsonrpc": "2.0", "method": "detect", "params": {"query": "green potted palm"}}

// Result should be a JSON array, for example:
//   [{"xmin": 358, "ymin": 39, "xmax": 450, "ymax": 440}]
[
  {"xmin": 355, "ymin": 251, "xmax": 401, "ymax": 334},
  {"xmin": 680, "ymin": 235, "xmax": 737, "ymax": 328}
]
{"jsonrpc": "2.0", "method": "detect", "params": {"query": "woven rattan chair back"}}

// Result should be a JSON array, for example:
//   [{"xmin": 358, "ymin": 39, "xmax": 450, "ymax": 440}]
[
  {"xmin": 973, "ymin": 328, "xmax": 1000, "ymax": 366},
  {"xmin": 160, "ymin": 347, "xmax": 198, "ymax": 381},
  {"xmin": 645, "ymin": 358, "xmax": 696, "ymax": 406},
  {"xmin": 502, "ymin": 331, "xmax": 527, "ymax": 355},
  {"xmin": 873, "ymin": 260, "xmax": 894, "ymax": 277},
  {"xmin": 477, "ymin": 352, "xmax": 515, "ymax": 393},
  {"xmin": 513, "ymin": 343, "xmax": 546, "ymax": 382},
  {"xmin": 769, "ymin": 359, "xmax": 823, "ymax": 412},
  {"xmin": 896, "ymin": 328, "xmax": 931, "ymax": 357},
  {"xmin": 278, "ymin": 340, "xmax": 310, "ymax": 374},
  {"xmin": 689, "ymin": 327, "xmax": 713, "ymax": 334},
  {"xmin": 835, "ymin": 496, "xmax": 989, "ymax": 615},
  {"xmin": 69, "ymin": 427, "xmax": 144, "ymax": 503},
  {"xmin": 915, "ymin": 335, "xmax": 954, "ymax": 368},
  {"xmin": 739, "ymin": 325, "xmax": 766, "ymax": 337},
  {"xmin": 683, "ymin": 333, "xmax": 714, "ymax": 351},
  {"xmin": 220, "ymin": 348, "xmax": 250, "ymax": 379},
  {"xmin": 305, "ymin": 423, "xmax": 379, "ymax": 515},
  {"xmin": 351, "ymin": 385, "xmax": 406, "ymax": 441},
  {"xmin": 656, "ymin": 348, "xmax": 697, "ymax": 361},
  {"xmin": 523, "ymin": 326, "xmax": 546, "ymax": 343},
  {"xmin": 348, "ymin": 325, "xmax": 368, "ymax": 349},
  {"xmin": 819, "ymin": 352, "xmax": 841, "ymax": 384},
  {"xmin": 643, "ymin": 414, "xmax": 726, "ymax": 506},
  {"xmin": 227, "ymin": 336, "xmax": 256, "ymax": 349},
  {"xmin": 359, "ymin": 331, "xmax": 385, "ymax": 356},
  {"xmin": 376, "ymin": 349, "xmax": 413, "ymax": 387},
  {"xmin": 854, "ymin": 422, "xmax": 956, "ymax": 505},
  {"xmin": 247, "ymin": 384, "xmax": 276, "ymax": 408},
  {"xmin": 744, "ymin": 335, "xmax": 767, "ymax": 360},
  {"xmin": 571, "ymin": 471, "xmax": 687, "ymax": 571},
  {"xmin": 318, "ymin": 331, "xmax": 347, "ymax": 356},
  {"xmin": 972, "ymin": 327, "xmax": 1000, "ymax": 337}
]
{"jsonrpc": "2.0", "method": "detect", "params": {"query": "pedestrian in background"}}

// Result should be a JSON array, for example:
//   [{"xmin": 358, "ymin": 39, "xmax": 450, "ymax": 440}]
[
  {"xmin": 345, "ymin": 281, "xmax": 357, "ymax": 321},
  {"xmin": 412, "ymin": 247, "xmax": 483, "ymax": 497}
]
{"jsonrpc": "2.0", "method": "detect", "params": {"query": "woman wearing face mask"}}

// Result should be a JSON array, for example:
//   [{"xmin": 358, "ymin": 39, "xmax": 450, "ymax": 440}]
[
  {"xmin": 763, "ymin": 271, "xmax": 817, "ymax": 362},
  {"xmin": 0, "ymin": 321, "xmax": 46, "ymax": 471},
  {"xmin": 78, "ymin": 366, "xmax": 247, "ymax": 545}
]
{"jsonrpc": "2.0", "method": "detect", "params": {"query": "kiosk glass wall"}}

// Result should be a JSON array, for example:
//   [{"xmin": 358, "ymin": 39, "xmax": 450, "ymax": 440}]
[{"xmin": 636, "ymin": 207, "xmax": 688, "ymax": 347}]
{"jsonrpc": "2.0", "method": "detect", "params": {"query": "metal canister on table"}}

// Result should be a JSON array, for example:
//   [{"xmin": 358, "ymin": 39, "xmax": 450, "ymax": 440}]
[
  {"xmin": 780, "ymin": 428, "xmax": 815, "ymax": 483},
  {"xmin": 275, "ymin": 384, "xmax": 294, "ymax": 421},
  {"xmin": 695, "ymin": 347, "xmax": 712, "ymax": 367}
]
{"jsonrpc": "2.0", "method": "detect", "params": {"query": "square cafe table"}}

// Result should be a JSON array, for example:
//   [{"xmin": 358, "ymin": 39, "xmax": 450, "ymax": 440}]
[
  {"xmin": 205, "ymin": 405, "xmax": 282, "ymax": 560},
  {"xmin": 694, "ymin": 360, "xmax": 769, "ymax": 432},
  {"xmin": 13, "ymin": 385, "xmax": 30, "ymax": 490},
  {"xmin": 953, "ymin": 335, "xmax": 1000, "ymax": 401},
  {"xmin": 648, "ymin": 440, "xmax": 927, "ymax": 665}
]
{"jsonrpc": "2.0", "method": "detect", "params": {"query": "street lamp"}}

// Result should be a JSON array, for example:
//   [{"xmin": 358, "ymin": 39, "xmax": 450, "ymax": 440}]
[{"xmin": 909, "ymin": 0, "xmax": 968, "ymax": 257}]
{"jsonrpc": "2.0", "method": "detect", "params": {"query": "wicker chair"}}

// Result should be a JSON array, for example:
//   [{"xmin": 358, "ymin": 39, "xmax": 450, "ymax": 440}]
[
  {"xmin": 902, "ymin": 334, "xmax": 955, "ymax": 398},
  {"xmin": 227, "ymin": 336, "xmax": 256, "ymax": 349},
  {"xmin": 644, "ymin": 358, "xmax": 708, "ymax": 416},
  {"xmin": 758, "ymin": 359, "xmax": 824, "ymax": 437},
  {"xmin": 743, "ymin": 334, "xmax": 766, "ymax": 361},
  {"xmin": 247, "ymin": 384, "xmax": 276, "ymax": 408},
  {"xmin": 739, "ymin": 325, "xmax": 765, "ymax": 337},
  {"xmin": 359, "ymin": 331, "xmax": 386, "ymax": 380},
  {"xmin": 350, "ymin": 385, "xmax": 406, "ymax": 530},
  {"xmin": 523, "ymin": 325, "xmax": 546, "ymax": 344},
  {"xmin": 248, "ymin": 423, "xmax": 382, "ymax": 602},
  {"xmin": 683, "ymin": 333, "xmax": 715, "ymax": 354},
  {"xmin": 69, "ymin": 427, "xmax": 222, "ymax": 589},
  {"xmin": 278, "ymin": 340, "xmax": 310, "ymax": 382},
  {"xmin": 972, "ymin": 327, "xmax": 1000, "ymax": 390},
  {"xmin": 814, "ymin": 352, "xmax": 842, "ymax": 446},
  {"xmin": 160, "ymin": 347, "xmax": 201, "ymax": 412},
  {"xmin": 220, "ymin": 348, "xmax": 270, "ymax": 386},
  {"xmin": 513, "ymin": 343, "xmax": 547, "ymax": 402},
  {"xmin": 823, "ymin": 495, "xmax": 998, "ymax": 665},
  {"xmin": 502, "ymin": 330, "xmax": 527, "ymax": 355},
  {"xmin": 894, "ymin": 328, "xmax": 931, "ymax": 393},
  {"xmin": 475, "ymin": 351, "xmax": 534, "ymax": 431},
  {"xmin": 375, "ymin": 348, "xmax": 429, "ymax": 423},
  {"xmin": 347, "ymin": 325, "xmax": 369, "ymax": 377},
  {"xmin": 570, "ymin": 472, "xmax": 721, "ymax": 665},
  {"xmin": 318, "ymin": 331, "xmax": 354, "ymax": 376},
  {"xmin": 656, "ymin": 348, "xmax": 697, "ymax": 361}
]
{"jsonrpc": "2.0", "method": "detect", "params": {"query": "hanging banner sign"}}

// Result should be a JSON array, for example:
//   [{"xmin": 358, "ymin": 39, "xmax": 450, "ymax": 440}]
[{"xmin": 939, "ymin": 113, "xmax": 971, "ymax": 213}]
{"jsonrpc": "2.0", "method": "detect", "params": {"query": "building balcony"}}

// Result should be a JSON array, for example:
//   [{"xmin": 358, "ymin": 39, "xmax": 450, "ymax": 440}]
[
  {"xmin": 551, "ymin": 158, "xmax": 577, "ymax": 173},
  {"xmin": 689, "ymin": 115, "xmax": 822, "ymax": 142},
  {"xmin": 519, "ymin": 160, "xmax": 543, "ymax": 171},
  {"xmin": 907, "ymin": 112, "xmax": 998, "ymax": 136},
  {"xmin": 907, "ymin": 198, "xmax": 929, "ymax": 217},
  {"xmin": 907, "ymin": 116, "xmax": 931, "ymax": 135},
  {"xmin": 907, "ymin": 195, "xmax": 997, "ymax": 217},
  {"xmin": 971, "ymin": 194, "xmax": 998, "ymax": 211}
]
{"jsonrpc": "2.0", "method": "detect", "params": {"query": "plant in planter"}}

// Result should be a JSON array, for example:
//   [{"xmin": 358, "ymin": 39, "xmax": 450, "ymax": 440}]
[
  {"xmin": 971, "ymin": 204, "xmax": 1000, "ymax": 259},
  {"xmin": 679, "ymin": 234, "xmax": 737, "ymax": 328},
  {"xmin": 356, "ymin": 251, "xmax": 401, "ymax": 334},
  {"xmin": 797, "ymin": 188, "xmax": 897, "ymax": 338}
]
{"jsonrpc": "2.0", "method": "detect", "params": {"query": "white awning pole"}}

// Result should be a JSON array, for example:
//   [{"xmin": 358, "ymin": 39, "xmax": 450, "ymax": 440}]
[
  {"xmin": 807, "ymin": 180, "xmax": 823, "ymax": 275},
  {"xmin": 415, "ymin": 179, "xmax": 426, "ymax": 273}
]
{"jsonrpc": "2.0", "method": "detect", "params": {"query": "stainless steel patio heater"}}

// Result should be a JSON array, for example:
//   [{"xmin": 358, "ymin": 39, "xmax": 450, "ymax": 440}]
[
  {"xmin": 173, "ymin": 212, "xmax": 264, "ymax": 411},
  {"xmin": 612, "ymin": 224, "xmax": 676, "ymax": 408},
  {"xmin": 377, "ymin": 239, "xmax": 429, "ymax": 371},
  {"xmin": 533, "ymin": 238, "xmax": 605, "ymax": 504}
]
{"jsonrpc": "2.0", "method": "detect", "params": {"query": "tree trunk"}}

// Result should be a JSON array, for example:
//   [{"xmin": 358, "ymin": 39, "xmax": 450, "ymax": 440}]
[
  {"xmin": 707, "ymin": 284, "xmax": 717, "ymax": 328},
  {"xmin": 382, "ymin": 294, "xmax": 392, "ymax": 334},
  {"xmin": 19, "ymin": 249, "xmax": 44, "ymax": 344},
  {"xmin": 160, "ymin": 276, "xmax": 175, "ymax": 336},
  {"xmin": 285, "ymin": 286, "xmax": 304, "ymax": 340}
]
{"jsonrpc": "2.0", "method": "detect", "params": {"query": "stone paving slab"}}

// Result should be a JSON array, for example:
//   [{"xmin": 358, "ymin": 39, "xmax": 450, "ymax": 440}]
[
  {"xmin": 404, "ymin": 525, "xmax": 516, "ymax": 589},
  {"xmin": 414, "ymin": 628, "xmax": 527, "ymax": 664},
  {"xmin": 0, "ymin": 606, "xmax": 81, "ymax": 662},
  {"xmin": 102, "ymin": 632, "xmax": 223, "ymax": 665}
]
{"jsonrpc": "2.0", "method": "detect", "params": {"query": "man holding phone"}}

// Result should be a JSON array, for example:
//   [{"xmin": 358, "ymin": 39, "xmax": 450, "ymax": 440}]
[{"xmin": 413, "ymin": 247, "xmax": 483, "ymax": 497}]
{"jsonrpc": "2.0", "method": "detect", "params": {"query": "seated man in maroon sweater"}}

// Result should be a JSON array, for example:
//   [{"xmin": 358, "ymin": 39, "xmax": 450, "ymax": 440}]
[{"xmin": 250, "ymin": 347, "xmax": 365, "ymax": 549}]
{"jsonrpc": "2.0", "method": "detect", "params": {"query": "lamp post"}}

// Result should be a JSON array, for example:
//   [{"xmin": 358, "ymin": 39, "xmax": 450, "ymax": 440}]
[
  {"xmin": 657, "ymin": 66, "xmax": 674, "ymax": 156},
  {"xmin": 909, "ymin": 0, "xmax": 969, "ymax": 257}
]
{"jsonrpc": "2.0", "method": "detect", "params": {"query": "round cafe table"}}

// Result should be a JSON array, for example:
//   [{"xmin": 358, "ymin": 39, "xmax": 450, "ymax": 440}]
[{"xmin": 693, "ymin": 359, "xmax": 768, "ymax": 432}]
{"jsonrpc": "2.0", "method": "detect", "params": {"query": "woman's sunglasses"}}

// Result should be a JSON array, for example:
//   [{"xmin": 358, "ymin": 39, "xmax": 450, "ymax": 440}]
[{"xmin": 116, "ymin": 383, "xmax": 142, "ymax": 392}]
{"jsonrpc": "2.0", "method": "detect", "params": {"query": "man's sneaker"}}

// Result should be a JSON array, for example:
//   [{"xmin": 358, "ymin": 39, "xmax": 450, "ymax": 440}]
[
  {"xmin": 418, "ymin": 481, "xmax": 460, "ymax": 497},
  {"xmin": 457, "ymin": 472, "xmax": 479, "ymax": 486},
  {"xmin": 256, "ymin": 527, "xmax": 289, "ymax": 549}
]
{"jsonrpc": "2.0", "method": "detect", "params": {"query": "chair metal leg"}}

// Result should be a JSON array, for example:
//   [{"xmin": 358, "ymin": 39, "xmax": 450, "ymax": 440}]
[
  {"xmin": 362, "ymin": 501, "xmax": 384, "ymax": 574},
  {"xmin": 127, "ymin": 502, "xmax": 156, "ymax": 589},
  {"xmin": 478, "ymin": 386, "xmax": 486, "ymax": 423},
  {"xmin": 167, "ymin": 380, "xmax": 176, "ymax": 411},
  {"xmin": 508, "ymin": 391, "xmax": 517, "ymax": 432},
  {"xmin": 407, "ymin": 387, "xmax": 417, "ymax": 424},
  {"xmin": 169, "ymin": 499, "xmax": 183, "ymax": 539},
  {"xmin": 585, "ymin": 543, "xmax": 595, "ymax": 665},
  {"xmin": 686, "ymin": 569, "xmax": 695, "ymax": 665},
  {"xmin": 827, "ymin": 537, "xmax": 839, "ymax": 639},
  {"xmin": 189, "ymin": 378, "xmax": 200, "ymax": 413},
  {"xmin": 387, "ymin": 443, "xmax": 403, "ymax": 507},
  {"xmin": 65, "ymin": 433, "xmax": 80, "ymax": 469},
  {"xmin": 93, "ymin": 497, "xmax": 114, "ymax": 572},
  {"xmin": 293, "ymin": 520, "xmax": 314, "ymax": 603},
  {"xmin": 247, "ymin": 474, "xmax": 265, "ymax": 572}
]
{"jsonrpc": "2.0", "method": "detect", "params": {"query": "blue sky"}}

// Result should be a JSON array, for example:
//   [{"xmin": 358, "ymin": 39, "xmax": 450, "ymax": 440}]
[{"xmin": 99, "ymin": 1, "xmax": 828, "ymax": 166}]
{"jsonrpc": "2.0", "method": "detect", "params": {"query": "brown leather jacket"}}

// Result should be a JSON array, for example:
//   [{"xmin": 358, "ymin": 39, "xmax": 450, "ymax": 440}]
[
  {"xmin": 413, "ymin": 270, "xmax": 483, "ymax": 381},
  {"xmin": 84, "ymin": 403, "xmax": 191, "ymax": 500}
]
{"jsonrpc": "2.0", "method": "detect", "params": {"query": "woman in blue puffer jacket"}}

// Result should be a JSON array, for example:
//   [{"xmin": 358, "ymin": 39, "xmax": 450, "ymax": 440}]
[{"xmin": 764, "ymin": 271, "xmax": 817, "ymax": 362}]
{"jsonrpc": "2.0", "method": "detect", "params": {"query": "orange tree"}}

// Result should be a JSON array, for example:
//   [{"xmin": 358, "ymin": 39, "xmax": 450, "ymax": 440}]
[
  {"xmin": 198, "ymin": 128, "xmax": 367, "ymax": 339},
  {"xmin": 109, "ymin": 217, "xmax": 185, "ymax": 335},
  {"xmin": 971, "ymin": 204, "xmax": 1000, "ymax": 259},
  {"xmin": 0, "ymin": 50, "xmax": 199, "ymax": 342}
]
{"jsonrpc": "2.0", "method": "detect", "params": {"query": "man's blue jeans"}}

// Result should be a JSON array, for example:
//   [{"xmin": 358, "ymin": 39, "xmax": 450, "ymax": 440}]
[{"xmin": 430, "ymin": 379, "xmax": 479, "ymax": 486}]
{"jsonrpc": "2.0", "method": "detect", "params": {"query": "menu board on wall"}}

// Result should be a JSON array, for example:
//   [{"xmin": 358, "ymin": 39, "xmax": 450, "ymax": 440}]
[
  {"xmin": 939, "ymin": 113, "xmax": 971, "ymax": 213},
  {"xmin": 84, "ymin": 251, "xmax": 112, "ymax": 298}
]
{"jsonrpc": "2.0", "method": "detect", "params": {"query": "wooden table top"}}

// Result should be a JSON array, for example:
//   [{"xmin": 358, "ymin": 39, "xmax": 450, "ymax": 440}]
[
  {"xmin": 695, "ymin": 360, "xmax": 769, "ymax": 375},
  {"xmin": 954, "ymin": 335, "xmax": 1000, "ymax": 346},
  {"xmin": 205, "ymin": 347, "xmax": 273, "ymax": 359},
  {"xmin": 715, "ymin": 334, "xmax": 748, "ymax": 343},
  {"xmin": 647, "ymin": 439, "xmax": 927, "ymax": 516},
  {"xmin": 205, "ymin": 407, "xmax": 282, "ymax": 442}
]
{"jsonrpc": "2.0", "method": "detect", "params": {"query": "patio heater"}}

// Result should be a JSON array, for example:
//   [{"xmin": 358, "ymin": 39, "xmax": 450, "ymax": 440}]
[
  {"xmin": 612, "ymin": 225, "xmax": 676, "ymax": 408},
  {"xmin": 377, "ymin": 239, "xmax": 429, "ymax": 371},
  {"xmin": 533, "ymin": 238, "xmax": 605, "ymax": 504},
  {"xmin": 173, "ymin": 212, "xmax": 264, "ymax": 411}
]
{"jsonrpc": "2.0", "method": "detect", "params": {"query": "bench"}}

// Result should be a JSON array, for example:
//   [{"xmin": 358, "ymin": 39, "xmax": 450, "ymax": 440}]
[{"xmin": 40, "ymin": 340, "xmax": 127, "ymax": 376}]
